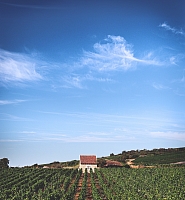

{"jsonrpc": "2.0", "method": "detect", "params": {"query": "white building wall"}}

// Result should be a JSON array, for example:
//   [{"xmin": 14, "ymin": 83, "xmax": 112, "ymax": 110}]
[{"xmin": 79, "ymin": 163, "xmax": 97, "ymax": 173}]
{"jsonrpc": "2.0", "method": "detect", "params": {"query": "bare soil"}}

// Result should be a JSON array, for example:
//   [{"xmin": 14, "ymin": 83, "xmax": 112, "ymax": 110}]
[
  {"xmin": 74, "ymin": 174, "xmax": 84, "ymax": 200},
  {"xmin": 126, "ymin": 158, "xmax": 155, "ymax": 168},
  {"xmin": 86, "ymin": 173, "xmax": 93, "ymax": 200}
]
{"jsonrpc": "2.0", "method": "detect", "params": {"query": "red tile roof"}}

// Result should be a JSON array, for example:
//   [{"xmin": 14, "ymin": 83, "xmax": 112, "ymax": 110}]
[
  {"xmin": 80, "ymin": 155, "xmax": 97, "ymax": 164},
  {"xmin": 105, "ymin": 160, "xmax": 123, "ymax": 167}
]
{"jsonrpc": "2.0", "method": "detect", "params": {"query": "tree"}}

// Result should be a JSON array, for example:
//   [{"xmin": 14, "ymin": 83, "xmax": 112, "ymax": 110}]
[
  {"xmin": 98, "ymin": 158, "xmax": 106, "ymax": 168},
  {"xmin": 0, "ymin": 158, "xmax": 9, "ymax": 168}
]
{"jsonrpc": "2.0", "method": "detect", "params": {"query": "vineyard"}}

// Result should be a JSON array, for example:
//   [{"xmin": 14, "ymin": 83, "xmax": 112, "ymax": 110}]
[{"xmin": 0, "ymin": 167, "xmax": 185, "ymax": 199}]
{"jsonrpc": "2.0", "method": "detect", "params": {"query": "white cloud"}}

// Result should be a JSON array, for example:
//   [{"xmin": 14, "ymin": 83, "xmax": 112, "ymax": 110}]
[
  {"xmin": 0, "ymin": 99, "xmax": 27, "ymax": 105},
  {"xmin": 169, "ymin": 54, "xmax": 185, "ymax": 66},
  {"xmin": 159, "ymin": 22, "xmax": 185, "ymax": 36},
  {"xmin": 80, "ymin": 35, "xmax": 161, "ymax": 71},
  {"xmin": 0, "ymin": 139, "xmax": 23, "ymax": 142},
  {"xmin": 0, "ymin": 113, "xmax": 32, "ymax": 121},
  {"xmin": 87, "ymin": 131, "xmax": 110, "ymax": 136},
  {"xmin": 170, "ymin": 56, "xmax": 177, "ymax": 65},
  {"xmin": 151, "ymin": 131, "xmax": 185, "ymax": 141},
  {"xmin": 39, "ymin": 133, "xmax": 135, "ymax": 143},
  {"xmin": 0, "ymin": 2, "xmax": 60, "ymax": 10},
  {"xmin": 0, "ymin": 35, "xmax": 174, "ymax": 89},
  {"xmin": 21, "ymin": 131, "xmax": 36, "ymax": 134},
  {"xmin": 152, "ymin": 83, "xmax": 170, "ymax": 90},
  {"xmin": 60, "ymin": 73, "xmax": 112, "ymax": 89},
  {"xmin": 0, "ymin": 49, "xmax": 42, "ymax": 83},
  {"xmin": 62, "ymin": 75, "xmax": 84, "ymax": 89}
]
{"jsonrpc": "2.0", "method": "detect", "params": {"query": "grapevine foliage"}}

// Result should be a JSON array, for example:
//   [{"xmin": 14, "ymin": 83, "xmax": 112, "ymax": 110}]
[{"xmin": 0, "ymin": 166, "xmax": 185, "ymax": 199}]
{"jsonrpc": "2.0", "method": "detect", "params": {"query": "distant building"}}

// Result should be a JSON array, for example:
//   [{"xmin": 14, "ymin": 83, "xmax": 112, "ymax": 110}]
[
  {"xmin": 105, "ymin": 160, "xmax": 123, "ymax": 167},
  {"xmin": 79, "ymin": 155, "xmax": 97, "ymax": 173}
]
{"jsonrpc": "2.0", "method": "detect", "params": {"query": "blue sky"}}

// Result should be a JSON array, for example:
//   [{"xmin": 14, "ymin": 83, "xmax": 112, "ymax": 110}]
[{"xmin": 0, "ymin": 0, "xmax": 185, "ymax": 166}]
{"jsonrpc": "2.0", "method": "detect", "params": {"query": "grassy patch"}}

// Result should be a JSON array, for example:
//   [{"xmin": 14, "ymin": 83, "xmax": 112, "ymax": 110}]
[{"xmin": 134, "ymin": 151, "xmax": 185, "ymax": 165}]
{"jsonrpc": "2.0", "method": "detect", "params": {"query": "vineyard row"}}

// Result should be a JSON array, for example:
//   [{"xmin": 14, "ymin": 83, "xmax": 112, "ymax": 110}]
[{"xmin": 0, "ymin": 167, "xmax": 185, "ymax": 199}]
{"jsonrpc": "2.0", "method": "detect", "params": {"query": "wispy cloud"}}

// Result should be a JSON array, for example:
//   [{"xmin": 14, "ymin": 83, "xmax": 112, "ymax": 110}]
[
  {"xmin": 151, "ymin": 131, "xmax": 185, "ymax": 141},
  {"xmin": 152, "ymin": 83, "xmax": 170, "ymax": 90},
  {"xmin": 61, "ymin": 73, "xmax": 112, "ymax": 89},
  {"xmin": 0, "ymin": 113, "xmax": 32, "ymax": 121},
  {"xmin": 0, "ymin": 35, "xmax": 176, "ymax": 89},
  {"xmin": 0, "ymin": 99, "xmax": 27, "ymax": 105},
  {"xmin": 21, "ymin": 131, "xmax": 36, "ymax": 134},
  {"xmin": 63, "ymin": 134, "xmax": 134, "ymax": 143},
  {"xmin": 170, "ymin": 56, "xmax": 177, "ymax": 65},
  {"xmin": 0, "ymin": 49, "xmax": 43, "ymax": 83},
  {"xmin": 0, "ymin": 2, "xmax": 61, "ymax": 10},
  {"xmin": 159, "ymin": 22, "xmax": 185, "ymax": 36},
  {"xmin": 0, "ymin": 139, "xmax": 23, "ymax": 142},
  {"xmin": 62, "ymin": 75, "xmax": 84, "ymax": 89},
  {"xmin": 26, "ymin": 132, "xmax": 136, "ymax": 143},
  {"xmin": 79, "ymin": 35, "xmax": 161, "ymax": 71}
]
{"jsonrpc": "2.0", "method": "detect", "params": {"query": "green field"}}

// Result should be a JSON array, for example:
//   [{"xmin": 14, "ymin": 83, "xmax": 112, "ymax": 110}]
[
  {"xmin": 134, "ymin": 150, "xmax": 185, "ymax": 165},
  {"xmin": 1, "ymin": 166, "xmax": 185, "ymax": 199}
]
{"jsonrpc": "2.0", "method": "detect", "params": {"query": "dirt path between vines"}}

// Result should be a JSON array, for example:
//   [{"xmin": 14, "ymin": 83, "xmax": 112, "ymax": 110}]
[
  {"xmin": 126, "ymin": 158, "xmax": 155, "ymax": 168},
  {"xmin": 74, "ymin": 173, "xmax": 93, "ymax": 200},
  {"xmin": 74, "ymin": 173, "xmax": 83, "ymax": 200},
  {"xmin": 86, "ymin": 173, "xmax": 93, "ymax": 200},
  {"xmin": 126, "ymin": 159, "xmax": 135, "ymax": 165},
  {"xmin": 126, "ymin": 158, "xmax": 140, "ymax": 168}
]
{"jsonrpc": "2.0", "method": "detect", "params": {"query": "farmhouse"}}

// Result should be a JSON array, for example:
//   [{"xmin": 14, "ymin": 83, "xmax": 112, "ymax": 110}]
[{"xmin": 79, "ymin": 155, "xmax": 97, "ymax": 173}]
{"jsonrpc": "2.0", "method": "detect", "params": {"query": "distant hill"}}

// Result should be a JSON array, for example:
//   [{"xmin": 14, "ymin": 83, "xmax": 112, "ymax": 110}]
[
  {"xmin": 102, "ymin": 147, "xmax": 185, "ymax": 166},
  {"xmin": 133, "ymin": 150, "xmax": 185, "ymax": 165},
  {"xmin": 26, "ymin": 147, "xmax": 185, "ymax": 168},
  {"xmin": 27, "ymin": 160, "xmax": 79, "ymax": 169}
]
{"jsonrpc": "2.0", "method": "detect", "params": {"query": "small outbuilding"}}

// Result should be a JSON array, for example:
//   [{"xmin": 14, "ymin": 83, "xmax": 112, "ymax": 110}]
[
  {"xmin": 105, "ymin": 160, "xmax": 123, "ymax": 167},
  {"xmin": 79, "ymin": 155, "xmax": 97, "ymax": 173}
]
